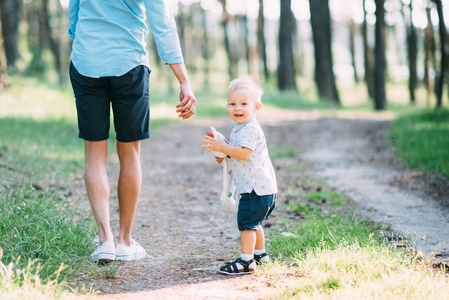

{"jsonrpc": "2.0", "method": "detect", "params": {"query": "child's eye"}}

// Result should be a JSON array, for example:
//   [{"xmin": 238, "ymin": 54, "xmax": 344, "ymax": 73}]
[{"xmin": 229, "ymin": 103, "xmax": 235, "ymax": 106}]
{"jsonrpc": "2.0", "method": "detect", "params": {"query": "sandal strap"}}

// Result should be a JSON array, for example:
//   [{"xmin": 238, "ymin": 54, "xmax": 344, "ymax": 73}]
[
  {"xmin": 236, "ymin": 258, "xmax": 254, "ymax": 272},
  {"xmin": 254, "ymin": 253, "xmax": 267, "ymax": 261},
  {"xmin": 221, "ymin": 258, "xmax": 254, "ymax": 273}
]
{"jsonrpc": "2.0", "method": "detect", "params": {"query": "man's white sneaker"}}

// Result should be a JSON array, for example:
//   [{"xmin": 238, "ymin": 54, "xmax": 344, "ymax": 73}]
[
  {"xmin": 90, "ymin": 240, "xmax": 116, "ymax": 263},
  {"xmin": 116, "ymin": 240, "xmax": 147, "ymax": 261}
]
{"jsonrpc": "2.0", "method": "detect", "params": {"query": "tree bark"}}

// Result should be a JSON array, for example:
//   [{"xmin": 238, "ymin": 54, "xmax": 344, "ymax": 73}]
[
  {"xmin": 0, "ymin": 0, "xmax": 20, "ymax": 67},
  {"xmin": 200, "ymin": 4, "xmax": 210, "ymax": 90},
  {"xmin": 362, "ymin": 0, "xmax": 375, "ymax": 100},
  {"xmin": 309, "ymin": 0, "xmax": 339, "ymax": 102},
  {"xmin": 257, "ymin": 0, "xmax": 269, "ymax": 80},
  {"xmin": 278, "ymin": 0, "xmax": 297, "ymax": 91},
  {"xmin": 406, "ymin": 0, "xmax": 418, "ymax": 104},
  {"xmin": 424, "ymin": 1, "xmax": 435, "ymax": 106},
  {"xmin": 349, "ymin": 18, "xmax": 359, "ymax": 83},
  {"xmin": 42, "ymin": 0, "xmax": 63, "ymax": 83},
  {"xmin": 374, "ymin": 0, "xmax": 386, "ymax": 110},
  {"xmin": 432, "ymin": 0, "xmax": 448, "ymax": 108},
  {"xmin": 219, "ymin": 0, "xmax": 238, "ymax": 80}
]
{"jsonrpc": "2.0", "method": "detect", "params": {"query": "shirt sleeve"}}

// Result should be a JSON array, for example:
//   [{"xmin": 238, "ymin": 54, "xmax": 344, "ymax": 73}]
[
  {"xmin": 67, "ymin": 0, "xmax": 80, "ymax": 41},
  {"xmin": 143, "ymin": 0, "xmax": 184, "ymax": 65},
  {"xmin": 237, "ymin": 125, "xmax": 259, "ymax": 152}
]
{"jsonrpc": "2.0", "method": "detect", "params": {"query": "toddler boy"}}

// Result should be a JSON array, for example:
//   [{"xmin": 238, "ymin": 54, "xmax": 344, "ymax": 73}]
[{"xmin": 202, "ymin": 75, "xmax": 277, "ymax": 274}]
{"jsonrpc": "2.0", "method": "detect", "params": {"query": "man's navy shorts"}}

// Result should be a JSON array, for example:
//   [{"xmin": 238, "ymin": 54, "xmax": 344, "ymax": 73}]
[
  {"xmin": 237, "ymin": 190, "xmax": 276, "ymax": 231},
  {"xmin": 69, "ymin": 62, "xmax": 151, "ymax": 143}
]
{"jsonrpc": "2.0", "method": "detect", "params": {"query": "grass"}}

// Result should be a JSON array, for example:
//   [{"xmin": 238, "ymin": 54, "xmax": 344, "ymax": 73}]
[
  {"xmin": 262, "ymin": 188, "xmax": 449, "ymax": 299},
  {"xmin": 390, "ymin": 108, "xmax": 449, "ymax": 179},
  {"xmin": 1, "ymin": 74, "xmax": 448, "ymax": 298}
]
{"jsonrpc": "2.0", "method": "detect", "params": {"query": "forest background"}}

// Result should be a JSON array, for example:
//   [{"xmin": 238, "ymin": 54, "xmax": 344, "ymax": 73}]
[
  {"xmin": 1, "ymin": 0, "xmax": 449, "ymax": 298},
  {"xmin": 0, "ymin": 0, "xmax": 448, "ymax": 109}
]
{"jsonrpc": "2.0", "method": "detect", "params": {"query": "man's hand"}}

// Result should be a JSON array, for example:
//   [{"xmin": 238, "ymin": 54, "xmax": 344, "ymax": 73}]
[
  {"xmin": 175, "ymin": 82, "xmax": 196, "ymax": 119},
  {"xmin": 169, "ymin": 63, "xmax": 196, "ymax": 120}
]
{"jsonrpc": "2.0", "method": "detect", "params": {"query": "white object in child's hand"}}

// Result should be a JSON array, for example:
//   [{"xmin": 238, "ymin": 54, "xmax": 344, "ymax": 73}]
[
  {"xmin": 209, "ymin": 127, "xmax": 228, "ymax": 158},
  {"xmin": 207, "ymin": 127, "xmax": 238, "ymax": 214}
]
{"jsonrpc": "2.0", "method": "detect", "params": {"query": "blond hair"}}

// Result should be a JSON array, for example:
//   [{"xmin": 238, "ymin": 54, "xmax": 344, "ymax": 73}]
[{"xmin": 227, "ymin": 75, "xmax": 264, "ymax": 104}]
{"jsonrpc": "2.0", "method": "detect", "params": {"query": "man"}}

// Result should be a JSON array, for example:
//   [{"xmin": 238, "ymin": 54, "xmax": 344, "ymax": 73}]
[{"xmin": 68, "ymin": 0, "xmax": 196, "ymax": 262}]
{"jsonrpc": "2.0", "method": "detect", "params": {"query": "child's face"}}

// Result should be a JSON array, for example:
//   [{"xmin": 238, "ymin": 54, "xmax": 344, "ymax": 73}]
[{"xmin": 227, "ymin": 89, "xmax": 261, "ymax": 124}]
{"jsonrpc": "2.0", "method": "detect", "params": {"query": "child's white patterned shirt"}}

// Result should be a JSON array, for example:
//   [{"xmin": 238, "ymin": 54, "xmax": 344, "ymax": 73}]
[{"xmin": 230, "ymin": 117, "xmax": 277, "ymax": 196}]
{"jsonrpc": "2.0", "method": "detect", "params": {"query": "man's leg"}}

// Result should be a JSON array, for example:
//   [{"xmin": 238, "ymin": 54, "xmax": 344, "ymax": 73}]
[
  {"xmin": 84, "ymin": 140, "xmax": 113, "ymax": 244},
  {"xmin": 116, "ymin": 140, "xmax": 142, "ymax": 246}
]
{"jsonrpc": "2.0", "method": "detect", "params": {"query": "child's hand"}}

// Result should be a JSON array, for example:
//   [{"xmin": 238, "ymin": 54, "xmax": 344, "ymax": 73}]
[
  {"xmin": 202, "ymin": 135, "xmax": 224, "ymax": 153},
  {"xmin": 215, "ymin": 156, "xmax": 224, "ymax": 164}
]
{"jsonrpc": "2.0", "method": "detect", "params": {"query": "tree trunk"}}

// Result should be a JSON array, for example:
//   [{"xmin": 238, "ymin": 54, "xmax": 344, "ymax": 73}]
[
  {"xmin": 362, "ymin": 0, "xmax": 375, "ymax": 100},
  {"xmin": 309, "ymin": 0, "xmax": 339, "ymax": 102},
  {"xmin": 278, "ymin": 0, "xmax": 297, "ymax": 91},
  {"xmin": 219, "ymin": 0, "xmax": 238, "ymax": 80},
  {"xmin": 200, "ymin": 4, "xmax": 210, "ymax": 90},
  {"xmin": 406, "ymin": 0, "xmax": 418, "ymax": 104},
  {"xmin": 374, "ymin": 0, "xmax": 386, "ymax": 110},
  {"xmin": 424, "ymin": 3, "xmax": 435, "ymax": 106},
  {"xmin": 432, "ymin": 0, "xmax": 448, "ymax": 108},
  {"xmin": 42, "ymin": 0, "xmax": 63, "ymax": 84},
  {"xmin": 0, "ymin": 0, "xmax": 20, "ymax": 67},
  {"xmin": 349, "ymin": 18, "xmax": 359, "ymax": 83},
  {"xmin": 25, "ymin": 0, "xmax": 45, "ymax": 75},
  {"xmin": 0, "ymin": 18, "xmax": 9, "ymax": 88},
  {"xmin": 257, "ymin": 0, "xmax": 269, "ymax": 80}
]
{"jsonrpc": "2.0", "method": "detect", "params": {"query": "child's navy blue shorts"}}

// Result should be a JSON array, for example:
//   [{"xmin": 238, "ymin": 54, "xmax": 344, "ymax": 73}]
[
  {"xmin": 237, "ymin": 190, "xmax": 276, "ymax": 231},
  {"xmin": 69, "ymin": 62, "xmax": 151, "ymax": 143}
]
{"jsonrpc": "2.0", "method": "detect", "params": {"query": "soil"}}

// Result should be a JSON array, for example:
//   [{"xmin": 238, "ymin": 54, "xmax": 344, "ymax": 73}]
[{"xmin": 76, "ymin": 108, "xmax": 449, "ymax": 299}]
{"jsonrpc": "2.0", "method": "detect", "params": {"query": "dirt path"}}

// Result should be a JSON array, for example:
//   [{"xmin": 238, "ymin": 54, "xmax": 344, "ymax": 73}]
[{"xmin": 87, "ymin": 109, "xmax": 449, "ymax": 299}]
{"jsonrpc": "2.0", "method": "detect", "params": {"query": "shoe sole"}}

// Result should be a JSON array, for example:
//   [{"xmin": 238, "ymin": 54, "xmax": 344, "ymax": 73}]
[
  {"xmin": 115, "ymin": 253, "xmax": 146, "ymax": 261},
  {"xmin": 219, "ymin": 270, "xmax": 254, "ymax": 275},
  {"xmin": 90, "ymin": 253, "xmax": 116, "ymax": 263}
]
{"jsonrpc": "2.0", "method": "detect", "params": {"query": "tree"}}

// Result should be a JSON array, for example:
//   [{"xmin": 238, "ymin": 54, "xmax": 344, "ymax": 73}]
[
  {"xmin": 348, "ymin": 17, "xmax": 359, "ymax": 83},
  {"xmin": 374, "ymin": 0, "xmax": 386, "ymax": 110},
  {"xmin": 257, "ymin": 0, "xmax": 269, "ymax": 80},
  {"xmin": 309, "ymin": 0, "xmax": 339, "ymax": 102},
  {"xmin": 405, "ymin": 0, "xmax": 418, "ymax": 104},
  {"xmin": 424, "ymin": 0, "xmax": 436, "ymax": 105},
  {"xmin": 219, "ymin": 0, "xmax": 238, "ymax": 80},
  {"xmin": 432, "ymin": 0, "xmax": 448, "ymax": 108},
  {"xmin": 278, "ymin": 0, "xmax": 297, "ymax": 91},
  {"xmin": 362, "ymin": 0, "xmax": 375, "ymax": 100},
  {"xmin": 0, "ymin": 0, "xmax": 20, "ymax": 67}
]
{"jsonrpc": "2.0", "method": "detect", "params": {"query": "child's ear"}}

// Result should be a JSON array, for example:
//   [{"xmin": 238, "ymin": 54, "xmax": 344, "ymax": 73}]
[{"xmin": 255, "ymin": 102, "xmax": 262, "ymax": 111}]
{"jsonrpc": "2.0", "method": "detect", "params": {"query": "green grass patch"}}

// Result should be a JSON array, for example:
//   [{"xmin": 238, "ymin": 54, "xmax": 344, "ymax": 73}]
[
  {"xmin": 390, "ymin": 109, "xmax": 449, "ymax": 178},
  {"xmin": 263, "ymin": 186, "xmax": 449, "ymax": 299},
  {"xmin": 0, "ymin": 117, "xmax": 84, "ymax": 179},
  {"xmin": 0, "ymin": 185, "xmax": 96, "ymax": 282}
]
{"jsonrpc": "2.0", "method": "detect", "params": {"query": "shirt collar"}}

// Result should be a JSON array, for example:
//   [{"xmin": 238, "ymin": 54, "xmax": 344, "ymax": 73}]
[{"xmin": 232, "ymin": 116, "xmax": 257, "ymax": 133}]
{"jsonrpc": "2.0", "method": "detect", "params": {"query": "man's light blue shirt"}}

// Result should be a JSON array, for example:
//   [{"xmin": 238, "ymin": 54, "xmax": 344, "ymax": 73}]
[{"xmin": 68, "ymin": 0, "xmax": 184, "ymax": 78}]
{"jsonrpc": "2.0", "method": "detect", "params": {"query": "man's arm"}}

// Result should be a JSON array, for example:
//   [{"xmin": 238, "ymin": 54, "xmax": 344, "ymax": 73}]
[
  {"xmin": 143, "ymin": 0, "xmax": 196, "ymax": 119},
  {"xmin": 170, "ymin": 63, "xmax": 196, "ymax": 120},
  {"xmin": 67, "ymin": 0, "xmax": 80, "ymax": 40}
]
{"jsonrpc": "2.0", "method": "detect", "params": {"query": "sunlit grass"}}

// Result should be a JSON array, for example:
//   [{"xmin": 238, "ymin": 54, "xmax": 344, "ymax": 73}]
[
  {"xmin": 264, "ymin": 186, "xmax": 449, "ymax": 299},
  {"xmin": 390, "ymin": 109, "xmax": 449, "ymax": 178}
]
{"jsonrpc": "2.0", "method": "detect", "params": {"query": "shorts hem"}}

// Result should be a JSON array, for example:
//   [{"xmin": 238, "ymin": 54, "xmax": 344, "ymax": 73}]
[
  {"xmin": 238, "ymin": 225, "xmax": 260, "ymax": 231},
  {"xmin": 79, "ymin": 133, "xmax": 109, "ymax": 141},
  {"xmin": 116, "ymin": 133, "xmax": 150, "ymax": 143}
]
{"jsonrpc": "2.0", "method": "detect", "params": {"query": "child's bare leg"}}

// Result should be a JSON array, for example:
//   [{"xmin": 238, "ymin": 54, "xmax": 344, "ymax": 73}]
[
  {"xmin": 241, "ymin": 230, "xmax": 256, "ymax": 254},
  {"xmin": 255, "ymin": 225, "xmax": 265, "ymax": 250}
]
